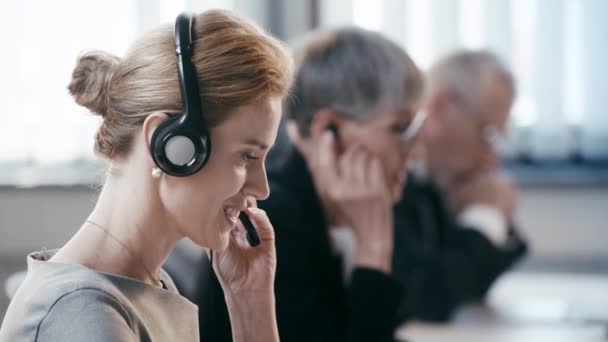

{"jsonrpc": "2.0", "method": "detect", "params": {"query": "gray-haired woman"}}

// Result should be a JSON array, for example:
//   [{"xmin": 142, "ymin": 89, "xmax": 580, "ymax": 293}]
[{"xmin": 198, "ymin": 27, "xmax": 425, "ymax": 342}]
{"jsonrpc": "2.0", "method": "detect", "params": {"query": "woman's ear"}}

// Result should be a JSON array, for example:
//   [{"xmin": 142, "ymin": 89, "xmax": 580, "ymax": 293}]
[
  {"xmin": 142, "ymin": 112, "xmax": 171, "ymax": 164},
  {"xmin": 309, "ymin": 108, "xmax": 344, "ymax": 140}
]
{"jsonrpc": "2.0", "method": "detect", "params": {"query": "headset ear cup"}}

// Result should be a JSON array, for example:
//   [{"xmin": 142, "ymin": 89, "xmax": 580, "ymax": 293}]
[
  {"xmin": 150, "ymin": 115, "xmax": 210, "ymax": 177},
  {"xmin": 150, "ymin": 116, "xmax": 181, "ymax": 173}
]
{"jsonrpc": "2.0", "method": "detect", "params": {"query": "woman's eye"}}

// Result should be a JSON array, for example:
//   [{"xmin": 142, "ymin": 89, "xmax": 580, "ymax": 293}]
[{"xmin": 241, "ymin": 152, "xmax": 260, "ymax": 163}]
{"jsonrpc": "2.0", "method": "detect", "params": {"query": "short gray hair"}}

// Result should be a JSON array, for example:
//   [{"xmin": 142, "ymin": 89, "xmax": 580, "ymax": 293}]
[
  {"xmin": 286, "ymin": 27, "xmax": 424, "ymax": 137},
  {"xmin": 428, "ymin": 50, "xmax": 515, "ymax": 109}
]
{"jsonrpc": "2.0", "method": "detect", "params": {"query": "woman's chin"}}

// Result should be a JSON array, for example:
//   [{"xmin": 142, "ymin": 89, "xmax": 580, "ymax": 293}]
[{"xmin": 189, "ymin": 230, "xmax": 231, "ymax": 252}]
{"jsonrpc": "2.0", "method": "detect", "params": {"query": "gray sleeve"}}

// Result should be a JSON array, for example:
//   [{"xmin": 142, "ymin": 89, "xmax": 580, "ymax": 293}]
[{"xmin": 36, "ymin": 289, "xmax": 137, "ymax": 342}]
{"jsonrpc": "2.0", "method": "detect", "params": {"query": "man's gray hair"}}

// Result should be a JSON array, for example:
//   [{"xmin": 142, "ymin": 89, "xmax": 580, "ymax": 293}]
[
  {"xmin": 427, "ymin": 50, "xmax": 515, "ymax": 109},
  {"xmin": 286, "ymin": 27, "xmax": 424, "ymax": 137}
]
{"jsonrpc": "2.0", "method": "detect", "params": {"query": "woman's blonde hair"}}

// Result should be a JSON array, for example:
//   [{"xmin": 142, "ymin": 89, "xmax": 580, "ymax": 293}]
[{"xmin": 68, "ymin": 10, "xmax": 293, "ymax": 159}]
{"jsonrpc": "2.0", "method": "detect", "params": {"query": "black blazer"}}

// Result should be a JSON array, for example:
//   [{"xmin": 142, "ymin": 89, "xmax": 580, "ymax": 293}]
[
  {"xmin": 197, "ymin": 149, "xmax": 405, "ymax": 342},
  {"xmin": 392, "ymin": 175, "xmax": 528, "ymax": 322}
]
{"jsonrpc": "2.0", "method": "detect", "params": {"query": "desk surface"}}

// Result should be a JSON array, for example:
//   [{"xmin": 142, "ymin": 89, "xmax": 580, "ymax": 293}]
[
  {"xmin": 397, "ymin": 272, "xmax": 608, "ymax": 342},
  {"xmin": 397, "ymin": 321, "xmax": 605, "ymax": 342}
]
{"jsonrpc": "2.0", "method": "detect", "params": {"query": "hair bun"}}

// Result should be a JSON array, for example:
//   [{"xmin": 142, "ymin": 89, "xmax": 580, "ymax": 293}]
[{"xmin": 68, "ymin": 50, "xmax": 120, "ymax": 116}]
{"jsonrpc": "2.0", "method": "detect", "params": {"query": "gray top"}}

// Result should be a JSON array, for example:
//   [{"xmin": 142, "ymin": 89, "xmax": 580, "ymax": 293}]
[{"xmin": 0, "ymin": 250, "xmax": 199, "ymax": 341}]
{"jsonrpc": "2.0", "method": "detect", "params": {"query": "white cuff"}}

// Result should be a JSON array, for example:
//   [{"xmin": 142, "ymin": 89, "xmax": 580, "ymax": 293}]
[
  {"xmin": 458, "ymin": 204, "xmax": 508, "ymax": 247},
  {"xmin": 329, "ymin": 226, "xmax": 357, "ymax": 283}
]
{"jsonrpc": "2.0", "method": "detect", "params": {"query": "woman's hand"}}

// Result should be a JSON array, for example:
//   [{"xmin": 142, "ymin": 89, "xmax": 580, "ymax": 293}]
[
  {"xmin": 212, "ymin": 206, "xmax": 276, "ymax": 294},
  {"xmin": 211, "ymin": 206, "xmax": 279, "ymax": 342},
  {"xmin": 312, "ymin": 131, "xmax": 395, "ymax": 273}
]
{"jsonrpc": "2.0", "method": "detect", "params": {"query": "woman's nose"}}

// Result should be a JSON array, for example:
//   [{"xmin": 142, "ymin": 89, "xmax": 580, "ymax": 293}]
[{"xmin": 244, "ymin": 165, "xmax": 270, "ymax": 200}]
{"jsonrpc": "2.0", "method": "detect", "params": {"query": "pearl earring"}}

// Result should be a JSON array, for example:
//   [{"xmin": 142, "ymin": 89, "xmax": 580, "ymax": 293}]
[{"xmin": 152, "ymin": 166, "xmax": 163, "ymax": 178}]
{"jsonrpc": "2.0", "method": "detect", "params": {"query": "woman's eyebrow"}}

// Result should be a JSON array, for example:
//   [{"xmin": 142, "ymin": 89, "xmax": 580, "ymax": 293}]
[{"xmin": 243, "ymin": 138, "xmax": 269, "ymax": 150}]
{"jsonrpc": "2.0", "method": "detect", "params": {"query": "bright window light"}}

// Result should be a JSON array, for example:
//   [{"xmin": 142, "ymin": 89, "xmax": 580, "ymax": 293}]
[
  {"xmin": 563, "ymin": 0, "xmax": 583, "ymax": 125},
  {"xmin": 459, "ymin": 0, "xmax": 485, "ymax": 49},
  {"xmin": 353, "ymin": 0, "xmax": 383, "ymax": 32},
  {"xmin": 406, "ymin": 0, "xmax": 433, "ymax": 69}
]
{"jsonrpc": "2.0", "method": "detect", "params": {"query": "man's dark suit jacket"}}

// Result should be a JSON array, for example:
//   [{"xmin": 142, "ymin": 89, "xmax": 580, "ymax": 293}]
[{"xmin": 392, "ymin": 173, "xmax": 527, "ymax": 322}]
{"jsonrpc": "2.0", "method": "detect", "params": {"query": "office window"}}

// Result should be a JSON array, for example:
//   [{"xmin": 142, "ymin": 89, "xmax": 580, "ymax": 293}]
[
  {"xmin": 0, "ymin": 0, "xmax": 264, "ymax": 185},
  {"xmin": 0, "ymin": 0, "xmax": 138, "ymax": 163},
  {"xmin": 319, "ymin": 0, "xmax": 608, "ymax": 162}
]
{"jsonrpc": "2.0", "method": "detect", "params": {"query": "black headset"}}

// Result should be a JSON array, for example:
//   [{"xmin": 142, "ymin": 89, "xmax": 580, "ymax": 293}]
[{"xmin": 150, "ymin": 12, "xmax": 211, "ymax": 177}]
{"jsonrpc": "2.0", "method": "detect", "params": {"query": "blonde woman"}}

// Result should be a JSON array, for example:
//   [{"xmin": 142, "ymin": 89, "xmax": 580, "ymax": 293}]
[{"xmin": 0, "ymin": 10, "xmax": 292, "ymax": 342}]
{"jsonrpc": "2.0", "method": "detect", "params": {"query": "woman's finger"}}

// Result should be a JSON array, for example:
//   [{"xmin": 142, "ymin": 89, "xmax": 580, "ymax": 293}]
[
  {"xmin": 231, "ymin": 222, "xmax": 250, "ymax": 248},
  {"xmin": 339, "ymin": 145, "xmax": 360, "ymax": 182},
  {"xmin": 317, "ymin": 131, "xmax": 339, "ymax": 185},
  {"xmin": 244, "ymin": 207, "xmax": 275, "ymax": 241},
  {"xmin": 369, "ymin": 156, "xmax": 390, "ymax": 198},
  {"xmin": 351, "ymin": 146, "xmax": 368, "ymax": 185}
]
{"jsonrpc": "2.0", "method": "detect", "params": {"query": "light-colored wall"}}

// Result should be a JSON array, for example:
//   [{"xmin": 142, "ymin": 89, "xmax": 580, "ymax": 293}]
[
  {"xmin": 0, "ymin": 186, "xmax": 606, "ymax": 260},
  {"xmin": 0, "ymin": 187, "xmax": 97, "ymax": 257},
  {"xmin": 515, "ymin": 186, "xmax": 608, "ymax": 259}
]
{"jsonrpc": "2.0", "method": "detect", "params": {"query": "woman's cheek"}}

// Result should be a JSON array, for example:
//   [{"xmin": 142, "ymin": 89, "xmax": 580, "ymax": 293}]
[{"xmin": 221, "ymin": 163, "xmax": 248, "ymax": 195}]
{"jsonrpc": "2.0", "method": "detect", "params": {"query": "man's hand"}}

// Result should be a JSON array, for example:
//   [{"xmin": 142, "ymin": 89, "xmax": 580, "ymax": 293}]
[{"xmin": 448, "ymin": 172, "xmax": 516, "ymax": 218}]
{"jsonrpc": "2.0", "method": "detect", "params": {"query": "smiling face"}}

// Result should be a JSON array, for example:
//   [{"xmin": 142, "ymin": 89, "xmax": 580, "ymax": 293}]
[{"xmin": 157, "ymin": 97, "xmax": 282, "ymax": 251}]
